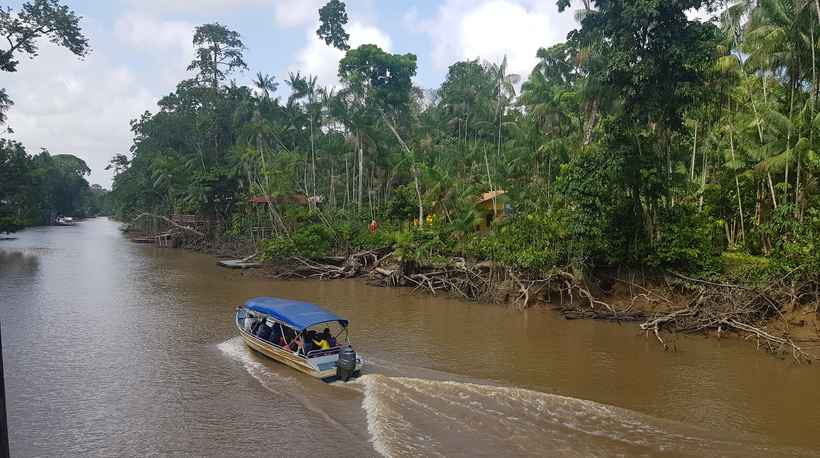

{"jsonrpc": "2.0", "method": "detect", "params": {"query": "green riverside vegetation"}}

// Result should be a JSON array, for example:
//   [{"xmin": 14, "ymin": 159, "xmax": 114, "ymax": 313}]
[{"xmin": 4, "ymin": 0, "xmax": 820, "ymax": 287}]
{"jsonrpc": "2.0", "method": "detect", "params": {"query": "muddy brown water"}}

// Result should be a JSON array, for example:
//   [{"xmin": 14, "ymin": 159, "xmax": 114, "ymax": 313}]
[{"xmin": 0, "ymin": 218, "xmax": 819, "ymax": 457}]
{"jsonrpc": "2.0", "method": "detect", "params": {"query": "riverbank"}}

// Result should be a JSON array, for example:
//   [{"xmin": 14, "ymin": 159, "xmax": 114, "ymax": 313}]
[
  {"xmin": 122, "ymin": 222, "xmax": 820, "ymax": 362},
  {"xmin": 245, "ymin": 246, "xmax": 820, "ymax": 362}
]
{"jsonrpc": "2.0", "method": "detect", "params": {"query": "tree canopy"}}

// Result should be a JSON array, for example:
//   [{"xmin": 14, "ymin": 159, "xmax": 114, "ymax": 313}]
[
  {"xmin": 96, "ymin": 0, "xmax": 820, "ymax": 282},
  {"xmin": 0, "ymin": 0, "xmax": 89, "ymax": 125}
]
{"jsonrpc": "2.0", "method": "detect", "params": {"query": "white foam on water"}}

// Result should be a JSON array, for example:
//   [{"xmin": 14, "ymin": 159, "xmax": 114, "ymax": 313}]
[
  {"xmin": 217, "ymin": 336, "xmax": 297, "ymax": 395},
  {"xmin": 219, "ymin": 342, "xmax": 810, "ymax": 457},
  {"xmin": 355, "ymin": 374, "xmax": 807, "ymax": 458},
  {"xmin": 218, "ymin": 337, "xmax": 365, "ymax": 442}
]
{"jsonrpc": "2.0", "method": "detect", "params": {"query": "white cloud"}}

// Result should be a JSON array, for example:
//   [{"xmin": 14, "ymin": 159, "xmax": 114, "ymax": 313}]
[
  {"xmin": 127, "ymin": 0, "xmax": 271, "ymax": 14},
  {"xmin": 422, "ymin": 0, "xmax": 578, "ymax": 80},
  {"xmin": 127, "ymin": 0, "xmax": 324, "ymax": 27},
  {"xmin": 115, "ymin": 12, "xmax": 193, "ymax": 52},
  {"xmin": 4, "ymin": 40, "xmax": 157, "ymax": 188},
  {"xmin": 289, "ymin": 21, "xmax": 392, "ymax": 88},
  {"xmin": 274, "ymin": 0, "xmax": 325, "ymax": 27},
  {"xmin": 114, "ymin": 12, "xmax": 196, "ymax": 88}
]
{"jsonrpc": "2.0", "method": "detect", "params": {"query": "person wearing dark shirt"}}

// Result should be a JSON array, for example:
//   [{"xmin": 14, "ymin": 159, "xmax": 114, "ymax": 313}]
[{"xmin": 256, "ymin": 320, "xmax": 273, "ymax": 341}]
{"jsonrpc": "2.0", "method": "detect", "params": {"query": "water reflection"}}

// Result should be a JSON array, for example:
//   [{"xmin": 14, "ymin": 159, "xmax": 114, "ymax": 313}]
[{"xmin": 0, "ymin": 251, "xmax": 39, "ymax": 274}]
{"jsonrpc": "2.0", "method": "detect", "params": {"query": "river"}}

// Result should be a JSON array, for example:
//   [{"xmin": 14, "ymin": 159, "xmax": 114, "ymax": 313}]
[{"xmin": 0, "ymin": 218, "xmax": 818, "ymax": 457}]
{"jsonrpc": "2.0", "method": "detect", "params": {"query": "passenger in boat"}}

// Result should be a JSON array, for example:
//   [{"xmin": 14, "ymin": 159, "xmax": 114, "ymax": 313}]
[
  {"xmin": 243, "ymin": 312, "xmax": 255, "ymax": 332},
  {"xmin": 322, "ymin": 328, "xmax": 337, "ymax": 347},
  {"xmin": 249, "ymin": 315, "xmax": 264, "ymax": 335},
  {"xmin": 270, "ymin": 322, "xmax": 283, "ymax": 346},
  {"xmin": 256, "ymin": 320, "xmax": 273, "ymax": 341},
  {"xmin": 281, "ymin": 327, "xmax": 297, "ymax": 350},
  {"xmin": 302, "ymin": 331, "xmax": 316, "ymax": 354},
  {"xmin": 312, "ymin": 331, "xmax": 330, "ymax": 351}
]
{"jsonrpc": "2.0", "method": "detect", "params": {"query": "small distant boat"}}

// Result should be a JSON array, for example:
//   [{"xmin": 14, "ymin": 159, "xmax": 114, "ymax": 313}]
[
  {"xmin": 235, "ymin": 297, "xmax": 363, "ymax": 382},
  {"xmin": 55, "ymin": 216, "xmax": 75, "ymax": 226}
]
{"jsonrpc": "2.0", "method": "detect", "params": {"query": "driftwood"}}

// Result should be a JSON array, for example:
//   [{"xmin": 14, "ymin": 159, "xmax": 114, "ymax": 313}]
[
  {"xmin": 130, "ymin": 213, "xmax": 205, "ymax": 237},
  {"xmin": 636, "ymin": 273, "xmax": 814, "ymax": 362},
  {"xmin": 266, "ymin": 249, "xmax": 391, "ymax": 280},
  {"xmin": 261, "ymin": 247, "xmax": 816, "ymax": 362}
]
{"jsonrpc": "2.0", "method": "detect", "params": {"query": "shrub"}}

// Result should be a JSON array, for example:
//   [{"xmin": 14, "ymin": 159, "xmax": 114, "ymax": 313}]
[
  {"xmin": 648, "ymin": 205, "xmax": 724, "ymax": 275},
  {"xmin": 762, "ymin": 205, "xmax": 820, "ymax": 281},
  {"xmin": 463, "ymin": 210, "xmax": 569, "ymax": 271},
  {"xmin": 394, "ymin": 225, "xmax": 453, "ymax": 265},
  {"xmin": 261, "ymin": 223, "xmax": 332, "ymax": 260}
]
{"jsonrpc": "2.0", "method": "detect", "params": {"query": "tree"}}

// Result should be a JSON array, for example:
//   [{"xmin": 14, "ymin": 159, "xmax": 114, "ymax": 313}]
[
  {"xmin": 0, "ymin": 88, "xmax": 11, "ymax": 125},
  {"xmin": 339, "ymin": 44, "xmax": 417, "ymax": 213},
  {"xmin": 338, "ymin": 44, "xmax": 417, "ymax": 112},
  {"xmin": 559, "ymin": 0, "xmax": 722, "ymax": 254},
  {"xmin": 187, "ymin": 23, "xmax": 248, "ymax": 89},
  {"xmin": 253, "ymin": 72, "xmax": 278, "ymax": 100},
  {"xmin": 0, "ymin": 0, "xmax": 89, "ymax": 124},
  {"xmin": 317, "ymin": 0, "xmax": 350, "ymax": 51},
  {"xmin": 0, "ymin": 139, "xmax": 31, "ymax": 232}
]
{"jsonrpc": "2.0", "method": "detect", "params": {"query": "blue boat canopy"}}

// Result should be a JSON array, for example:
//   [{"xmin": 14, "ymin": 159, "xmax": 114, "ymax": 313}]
[{"xmin": 243, "ymin": 297, "xmax": 348, "ymax": 331}]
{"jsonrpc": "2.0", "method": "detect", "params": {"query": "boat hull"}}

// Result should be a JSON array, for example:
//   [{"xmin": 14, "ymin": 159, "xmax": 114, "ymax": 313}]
[
  {"xmin": 237, "ymin": 328, "xmax": 362, "ymax": 381},
  {"xmin": 238, "ymin": 328, "xmax": 329, "ymax": 378}
]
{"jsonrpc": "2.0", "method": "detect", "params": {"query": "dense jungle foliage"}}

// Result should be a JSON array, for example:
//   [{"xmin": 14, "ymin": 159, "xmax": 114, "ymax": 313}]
[
  {"xmin": 5, "ymin": 0, "xmax": 820, "ymax": 283},
  {"xmin": 0, "ymin": 140, "xmax": 111, "ymax": 232},
  {"xmin": 109, "ymin": 0, "xmax": 820, "ymax": 280}
]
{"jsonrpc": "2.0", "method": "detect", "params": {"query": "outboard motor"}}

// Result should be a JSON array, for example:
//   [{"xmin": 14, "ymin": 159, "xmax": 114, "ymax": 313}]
[{"xmin": 336, "ymin": 346, "xmax": 357, "ymax": 382}]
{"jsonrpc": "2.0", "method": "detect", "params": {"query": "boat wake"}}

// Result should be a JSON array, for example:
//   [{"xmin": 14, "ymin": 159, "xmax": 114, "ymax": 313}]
[
  {"xmin": 218, "ymin": 337, "xmax": 366, "ymax": 442},
  {"xmin": 354, "ymin": 374, "xmax": 809, "ymax": 457},
  {"xmin": 220, "ymin": 339, "xmax": 807, "ymax": 457},
  {"xmin": 217, "ymin": 336, "xmax": 298, "ymax": 395}
]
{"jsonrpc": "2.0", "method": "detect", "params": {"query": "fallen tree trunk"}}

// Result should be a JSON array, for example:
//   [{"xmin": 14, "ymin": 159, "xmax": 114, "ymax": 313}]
[{"xmin": 130, "ymin": 213, "xmax": 205, "ymax": 237}]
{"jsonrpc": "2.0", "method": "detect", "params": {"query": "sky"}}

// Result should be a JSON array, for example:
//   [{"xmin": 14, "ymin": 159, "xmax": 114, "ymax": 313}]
[{"xmin": 3, "ymin": 0, "xmax": 583, "ymax": 188}]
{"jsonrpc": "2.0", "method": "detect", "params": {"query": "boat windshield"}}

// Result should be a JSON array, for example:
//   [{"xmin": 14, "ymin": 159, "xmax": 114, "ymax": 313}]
[{"xmin": 303, "ymin": 322, "xmax": 349, "ymax": 357}]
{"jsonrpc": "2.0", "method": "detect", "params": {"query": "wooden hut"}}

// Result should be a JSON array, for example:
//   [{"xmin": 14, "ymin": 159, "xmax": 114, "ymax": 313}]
[{"xmin": 477, "ymin": 190, "xmax": 508, "ymax": 230}]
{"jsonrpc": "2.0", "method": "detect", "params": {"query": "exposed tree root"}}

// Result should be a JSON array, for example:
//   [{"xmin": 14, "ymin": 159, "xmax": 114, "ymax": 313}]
[
  {"xmin": 637, "ymin": 273, "xmax": 814, "ymax": 363},
  {"xmin": 258, "ymin": 251, "xmax": 816, "ymax": 363}
]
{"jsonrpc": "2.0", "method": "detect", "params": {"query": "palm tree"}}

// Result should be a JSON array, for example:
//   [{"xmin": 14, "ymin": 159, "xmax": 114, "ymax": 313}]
[
  {"xmin": 745, "ymin": 0, "xmax": 814, "ymax": 205},
  {"xmin": 253, "ymin": 72, "xmax": 278, "ymax": 100},
  {"xmin": 488, "ymin": 56, "xmax": 520, "ymax": 218}
]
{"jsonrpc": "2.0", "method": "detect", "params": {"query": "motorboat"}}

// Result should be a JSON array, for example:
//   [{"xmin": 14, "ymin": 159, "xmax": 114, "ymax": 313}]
[
  {"xmin": 235, "ymin": 297, "xmax": 363, "ymax": 382},
  {"xmin": 55, "ymin": 216, "xmax": 75, "ymax": 226}
]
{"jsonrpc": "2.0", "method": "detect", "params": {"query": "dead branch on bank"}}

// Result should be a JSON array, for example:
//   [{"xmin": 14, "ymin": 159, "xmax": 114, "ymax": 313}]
[
  {"xmin": 638, "ymin": 273, "xmax": 814, "ymax": 362},
  {"xmin": 266, "ymin": 248, "xmax": 391, "ymax": 280},
  {"xmin": 130, "ymin": 213, "xmax": 205, "ymax": 237}
]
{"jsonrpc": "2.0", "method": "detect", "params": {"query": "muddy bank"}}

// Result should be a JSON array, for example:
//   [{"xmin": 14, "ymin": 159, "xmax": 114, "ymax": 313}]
[
  {"xmin": 123, "ymin": 222, "xmax": 820, "ymax": 362},
  {"xmin": 237, "ymin": 249, "xmax": 819, "ymax": 362}
]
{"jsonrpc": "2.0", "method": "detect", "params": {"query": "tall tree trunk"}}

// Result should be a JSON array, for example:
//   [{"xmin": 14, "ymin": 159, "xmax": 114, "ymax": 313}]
[
  {"xmin": 413, "ymin": 165, "xmax": 423, "ymax": 226},
  {"xmin": 330, "ymin": 163, "xmax": 336, "ymax": 209},
  {"xmin": 768, "ymin": 172, "xmax": 778, "ymax": 209},
  {"xmin": 493, "ymin": 110, "xmax": 502, "ymax": 219},
  {"xmin": 804, "ymin": 24, "xmax": 817, "ymax": 221},
  {"xmin": 583, "ymin": 98, "xmax": 599, "ymax": 145},
  {"xmin": 484, "ymin": 148, "xmax": 497, "ymax": 220},
  {"xmin": 690, "ymin": 121, "xmax": 698, "ymax": 181},
  {"xmin": 309, "ymin": 110, "xmax": 317, "ymax": 203},
  {"xmin": 357, "ymin": 131, "xmax": 364, "ymax": 212},
  {"xmin": 345, "ymin": 156, "xmax": 350, "ymax": 209},
  {"xmin": 382, "ymin": 113, "xmax": 423, "ymax": 226},
  {"xmin": 784, "ymin": 75, "xmax": 796, "ymax": 206},
  {"xmin": 256, "ymin": 138, "xmax": 288, "ymax": 235},
  {"xmin": 815, "ymin": 0, "xmax": 820, "ymax": 25},
  {"xmin": 730, "ymin": 130, "xmax": 745, "ymax": 242},
  {"xmin": 699, "ymin": 140, "xmax": 707, "ymax": 211}
]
